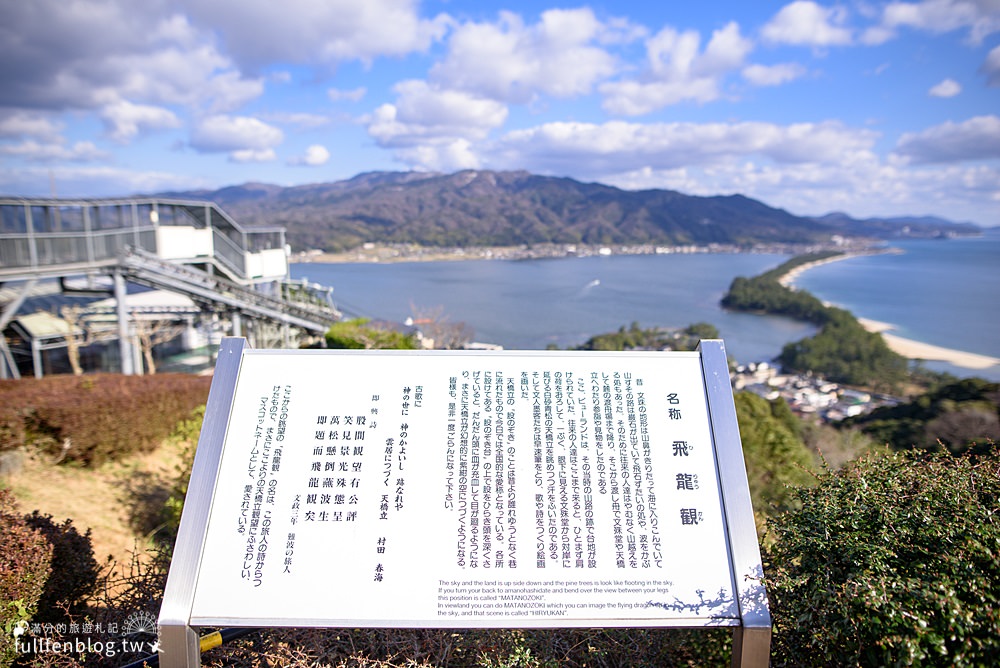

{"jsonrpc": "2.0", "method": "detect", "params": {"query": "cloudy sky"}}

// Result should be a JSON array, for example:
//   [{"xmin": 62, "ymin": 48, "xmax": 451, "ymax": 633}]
[{"xmin": 1, "ymin": 0, "xmax": 999, "ymax": 225}]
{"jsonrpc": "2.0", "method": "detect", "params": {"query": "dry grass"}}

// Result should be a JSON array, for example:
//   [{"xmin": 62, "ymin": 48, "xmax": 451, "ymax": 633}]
[{"xmin": 2, "ymin": 436, "xmax": 189, "ymax": 565}]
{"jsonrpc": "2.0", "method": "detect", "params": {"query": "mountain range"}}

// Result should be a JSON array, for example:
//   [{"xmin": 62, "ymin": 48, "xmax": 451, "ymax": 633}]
[{"xmin": 158, "ymin": 170, "xmax": 980, "ymax": 252}]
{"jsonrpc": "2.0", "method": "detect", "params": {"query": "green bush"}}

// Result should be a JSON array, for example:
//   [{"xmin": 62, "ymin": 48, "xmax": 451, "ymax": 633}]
[
  {"xmin": 778, "ymin": 308, "xmax": 908, "ymax": 390},
  {"xmin": 842, "ymin": 378, "xmax": 1000, "ymax": 455},
  {"xmin": 160, "ymin": 406, "xmax": 205, "ymax": 548},
  {"xmin": 572, "ymin": 322, "xmax": 719, "ymax": 352},
  {"xmin": 734, "ymin": 392, "xmax": 815, "ymax": 521},
  {"xmin": 0, "ymin": 489, "xmax": 53, "ymax": 667},
  {"xmin": 0, "ymin": 373, "xmax": 211, "ymax": 466},
  {"xmin": 324, "ymin": 318, "xmax": 418, "ymax": 349},
  {"xmin": 764, "ymin": 446, "xmax": 1000, "ymax": 667},
  {"xmin": 722, "ymin": 254, "xmax": 909, "ymax": 389}
]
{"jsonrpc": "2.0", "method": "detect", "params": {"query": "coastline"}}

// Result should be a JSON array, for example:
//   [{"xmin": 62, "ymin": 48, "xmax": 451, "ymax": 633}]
[
  {"xmin": 298, "ymin": 242, "xmax": 1000, "ymax": 373},
  {"xmin": 294, "ymin": 241, "xmax": 856, "ymax": 265},
  {"xmin": 776, "ymin": 249, "xmax": 898, "ymax": 288},
  {"xmin": 857, "ymin": 318, "xmax": 1000, "ymax": 370},
  {"xmin": 780, "ymin": 254, "xmax": 1000, "ymax": 371}
]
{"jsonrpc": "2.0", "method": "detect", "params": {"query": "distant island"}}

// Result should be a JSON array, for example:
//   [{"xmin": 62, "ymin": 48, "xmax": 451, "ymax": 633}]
[{"xmin": 157, "ymin": 170, "xmax": 981, "ymax": 253}]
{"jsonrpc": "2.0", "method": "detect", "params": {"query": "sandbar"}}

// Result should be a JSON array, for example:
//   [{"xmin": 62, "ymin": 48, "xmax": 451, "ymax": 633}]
[
  {"xmin": 780, "ymin": 253, "xmax": 999, "ymax": 371},
  {"xmin": 857, "ymin": 319, "xmax": 1000, "ymax": 370},
  {"xmin": 778, "ymin": 251, "xmax": 868, "ymax": 288}
]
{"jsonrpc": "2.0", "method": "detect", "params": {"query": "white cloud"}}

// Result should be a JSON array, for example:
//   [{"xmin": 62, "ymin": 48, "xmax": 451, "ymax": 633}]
[
  {"xmin": 230, "ymin": 148, "xmax": 277, "ymax": 163},
  {"xmin": 180, "ymin": 0, "xmax": 451, "ymax": 70},
  {"xmin": 742, "ymin": 62, "xmax": 808, "ymax": 86},
  {"xmin": 0, "ymin": 3, "xmax": 263, "ymax": 114},
  {"xmin": 698, "ymin": 22, "xmax": 754, "ymax": 75},
  {"xmin": 0, "ymin": 165, "xmax": 211, "ymax": 198},
  {"xmin": 491, "ymin": 119, "xmax": 878, "ymax": 175},
  {"xmin": 982, "ymin": 44, "xmax": 1000, "ymax": 86},
  {"xmin": 860, "ymin": 25, "xmax": 897, "ymax": 45},
  {"xmin": 99, "ymin": 41, "xmax": 264, "ymax": 113},
  {"xmin": 602, "ymin": 155, "xmax": 999, "ymax": 226},
  {"xmin": 600, "ymin": 79, "xmax": 719, "ymax": 116},
  {"xmin": 430, "ymin": 8, "xmax": 618, "ymax": 104},
  {"xmin": 366, "ymin": 80, "xmax": 508, "ymax": 171},
  {"xmin": 928, "ymin": 78, "xmax": 963, "ymax": 97},
  {"xmin": 367, "ymin": 81, "xmax": 508, "ymax": 147},
  {"xmin": 190, "ymin": 115, "xmax": 284, "ymax": 160},
  {"xmin": 101, "ymin": 100, "xmax": 181, "ymax": 142},
  {"xmin": 0, "ymin": 113, "xmax": 63, "ymax": 141},
  {"xmin": 881, "ymin": 0, "xmax": 1000, "ymax": 44},
  {"xmin": 328, "ymin": 87, "xmax": 367, "ymax": 103},
  {"xmin": 199, "ymin": 71, "xmax": 266, "ymax": 114},
  {"xmin": 600, "ymin": 22, "xmax": 753, "ymax": 115},
  {"xmin": 289, "ymin": 144, "xmax": 331, "ymax": 166},
  {"xmin": 303, "ymin": 145, "xmax": 330, "ymax": 166},
  {"xmin": 0, "ymin": 140, "xmax": 107, "ymax": 162},
  {"xmin": 394, "ymin": 139, "xmax": 481, "ymax": 172},
  {"xmin": 761, "ymin": 1, "xmax": 853, "ymax": 46},
  {"xmin": 264, "ymin": 112, "xmax": 331, "ymax": 129},
  {"xmin": 894, "ymin": 115, "xmax": 1000, "ymax": 162}
]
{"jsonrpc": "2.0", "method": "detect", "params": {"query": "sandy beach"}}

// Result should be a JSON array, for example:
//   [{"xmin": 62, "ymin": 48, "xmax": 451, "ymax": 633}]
[
  {"xmin": 777, "ymin": 252, "xmax": 861, "ymax": 288},
  {"xmin": 779, "ymin": 255, "xmax": 1000, "ymax": 371},
  {"xmin": 856, "ymin": 318, "xmax": 1000, "ymax": 370}
]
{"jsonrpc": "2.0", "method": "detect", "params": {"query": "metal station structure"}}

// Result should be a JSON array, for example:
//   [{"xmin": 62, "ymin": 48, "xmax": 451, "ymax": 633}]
[{"xmin": 0, "ymin": 197, "xmax": 341, "ymax": 378}]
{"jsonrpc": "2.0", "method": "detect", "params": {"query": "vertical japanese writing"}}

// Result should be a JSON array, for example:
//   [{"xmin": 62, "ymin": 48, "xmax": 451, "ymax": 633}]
[
  {"xmin": 449, "ymin": 371, "xmax": 519, "ymax": 569},
  {"xmin": 668, "ymin": 391, "xmax": 703, "ymax": 531},
  {"xmin": 283, "ymin": 532, "xmax": 295, "ymax": 574},
  {"xmin": 482, "ymin": 371, "xmax": 494, "ymax": 569},
  {"xmin": 532, "ymin": 371, "xmax": 545, "ymax": 568},
  {"xmin": 470, "ymin": 371, "xmax": 481, "ymax": 568},
  {"xmin": 456, "ymin": 373, "xmax": 470, "ymax": 566},
  {"xmin": 506, "ymin": 376, "xmax": 518, "ymax": 569},
  {"xmin": 372, "ymin": 387, "xmax": 415, "ymax": 583},
  {"xmin": 602, "ymin": 372, "xmax": 624, "ymax": 567},
  {"xmin": 374, "ymin": 536, "xmax": 386, "ymax": 582},
  {"xmin": 443, "ymin": 363, "xmax": 671, "ymax": 573},
  {"xmin": 305, "ymin": 393, "xmax": 380, "ymax": 530},
  {"xmin": 241, "ymin": 385, "xmax": 290, "ymax": 586},
  {"xmin": 543, "ymin": 371, "xmax": 557, "ymax": 566},
  {"xmin": 395, "ymin": 421, "xmax": 408, "ymax": 509},
  {"xmin": 590, "ymin": 373, "xmax": 607, "ymax": 496},
  {"xmin": 578, "ymin": 376, "xmax": 596, "ymax": 568},
  {"xmin": 639, "ymin": 388, "xmax": 661, "ymax": 567},
  {"xmin": 445, "ymin": 378, "xmax": 457, "ymax": 510}
]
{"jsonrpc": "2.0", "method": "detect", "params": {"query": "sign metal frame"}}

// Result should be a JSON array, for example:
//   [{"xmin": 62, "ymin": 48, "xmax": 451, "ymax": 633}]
[{"xmin": 159, "ymin": 338, "xmax": 770, "ymax": 666}]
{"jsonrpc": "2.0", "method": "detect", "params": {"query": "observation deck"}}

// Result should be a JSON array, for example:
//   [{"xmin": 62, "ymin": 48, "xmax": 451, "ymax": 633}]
[{"xmin": 0, "ymin": 197, "xmax": 340, "ymax": 377}]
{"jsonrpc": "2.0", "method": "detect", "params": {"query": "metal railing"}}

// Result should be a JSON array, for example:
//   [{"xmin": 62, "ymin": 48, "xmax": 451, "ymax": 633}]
[
  {"xmin": 118, "ymin": 246, "xmax": 340, "ymax": 333},
  {"xmin": 0, "ymin": 197, "xmax": 285, "ymax": 283}
]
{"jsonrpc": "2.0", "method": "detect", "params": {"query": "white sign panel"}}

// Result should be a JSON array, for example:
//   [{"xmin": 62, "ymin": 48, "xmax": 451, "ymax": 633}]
[{"xmin": 188, "ymin": 350, "xmax": 738, "ymax": 628}]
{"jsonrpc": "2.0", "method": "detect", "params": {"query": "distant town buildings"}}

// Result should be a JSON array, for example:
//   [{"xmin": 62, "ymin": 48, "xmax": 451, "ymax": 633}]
[{"xmin": 731, "ymin": 361, "xmax": 900, "ymax": 422}]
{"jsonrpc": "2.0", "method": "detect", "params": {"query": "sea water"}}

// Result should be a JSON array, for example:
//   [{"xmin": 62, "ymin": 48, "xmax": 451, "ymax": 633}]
[
  {"xmin": 292, "ymin": 252, "xmax": 812, "ymax": 364},
  {"xmin": 791, "ymin": 230, "xmax": 1000, "ymax": 380},
  {"xmin": 291, "ymin": 232, "xmax": 1000, "ymax": 380}
]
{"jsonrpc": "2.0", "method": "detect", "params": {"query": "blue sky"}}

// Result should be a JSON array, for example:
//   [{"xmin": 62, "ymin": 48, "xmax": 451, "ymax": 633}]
[{"xmin": 1, "ymin": 0, "xmax": 999, "ymax": 225}]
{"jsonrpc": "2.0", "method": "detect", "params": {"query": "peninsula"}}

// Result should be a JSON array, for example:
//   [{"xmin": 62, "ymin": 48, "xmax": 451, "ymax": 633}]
[{"xmin": 778, "ymin": 253, "xmax": 1000, "ymax": 371}]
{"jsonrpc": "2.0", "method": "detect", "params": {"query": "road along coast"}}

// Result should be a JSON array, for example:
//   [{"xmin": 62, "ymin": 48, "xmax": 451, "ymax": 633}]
[{"xmin": 780, "ymin": 254, "xmax": 1000, "ymax": 371}]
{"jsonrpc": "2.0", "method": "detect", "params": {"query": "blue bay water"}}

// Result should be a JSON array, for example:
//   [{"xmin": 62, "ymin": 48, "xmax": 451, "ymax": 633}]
[
  {"xmin": 292, "ymin": 252, "xmax": 815, "ymax": 364},
  {"xmin": 291, "ymin": 232, "xmax": 1000, "ymax": 381},
  {"xmin": 789, "ymin": 229, "xmax": 1000, "ymax": 381}
]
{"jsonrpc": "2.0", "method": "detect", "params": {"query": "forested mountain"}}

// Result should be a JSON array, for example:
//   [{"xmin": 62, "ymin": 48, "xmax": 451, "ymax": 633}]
[
  {"xmin": 158, "ymin": 170, "xmax": 979, "ymax": 252},
  {"xmin": 810, "ymin": 211, "xmax": 980, "ymax": 238}
]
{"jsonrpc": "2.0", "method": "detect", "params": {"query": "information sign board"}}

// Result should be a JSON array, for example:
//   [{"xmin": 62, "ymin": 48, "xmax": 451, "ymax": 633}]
[{"xmin": 159, "ymin": 339, "xmax": 770, "ymax": 666}]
